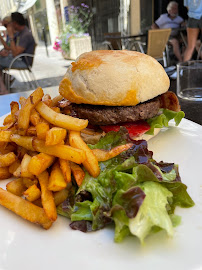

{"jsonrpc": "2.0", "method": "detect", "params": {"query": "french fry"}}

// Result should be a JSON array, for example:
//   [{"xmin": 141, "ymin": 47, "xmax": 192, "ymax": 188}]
[
  {"xmin": 16, "ymin": 145, "xmax": 27, "ymax": 160},
  {"xmin": 42, "ymin": 94, "xmax": 52, "ymax": 107},
  {"xmin": 32, "ymin": 138, "xmax": 86, "ymax": 164},
  {"xmin": 3, "ymin": 114, "xmax": 14, "ymax": 126},
  {"xmin": 36, "ymin": 122, "xmax": 50, "ymax": 140},
  {"xmin": 10, "ymin": 101, "xmax": 19, "ymax": 115},
  {"xmin": 22, "ymin": 178, "xmax": 38, "ymax": 188},
  {"xmin": 28, "ymin": 153, "xmax": 55, "ymax": 176},
  {"xmin": 9, "ymin": 159, "xmax": 21, "ymax": 174},
  {"xmin": 0, "ymin": 143, "xmax": 16, "ymax": 154},
  {"xmin": 30, "ymin": 109, "xmax": 41, "ymax": 126},
  {"xmin": 36, "ymin": 102, "xmax": 88, "ymax": 131},
  {"xmin": 54, "ymin": 187, "xmax": 70, "ymax": 206},
  {"xmin": 92, "ymin": 143, "xmax": 133, "ymax": 161},
  {"xmin": 6, "ymin": 178, "xmax": 26, "ymax": 196},
  {"xmin": 48, "ymin": 162, "xmax": 67, "ymax": 191},
  {"xmin": 0, "ymin": 167, "xmax": 11, "ymax": 180},
  {"xmin": 0, "ymin": 122, "xmax": 15, "ymax": 130},
  {"xmin": 0, "ymin": 188, "xmax": 52, "ymax": 229},
  {"xmin": 21, "ymin": 154, "xmax": 34, "ymax": 178},
  {"xmin": 0, "ymin": 142, "xmax": 7, "ymax": 150},
  {"xmin": 10, "ymin": 134, "xmax": 34, "ymax": 151},
  {"xmin": 51, "ymin": 107, "xmax": 60, "ymax": 113},
  {"xmin": 51, "ymin": 94, "xmax": 63, "ymax": 107},
  {"xmin": 27, "ymin": 126, "xmax": 37, "ymax": 136},
  {"xmin": 45, "ymin": 127, "xmax": 67, "ymax": 146},
  {"xmin": 10, "ymin": 101, "xmax": 19, "ymax": 122},
  {"xmin": 69, "ymin": 131, "xmax": 100, "ymax": 177},
  {"xmin": 32, "ymin": 198, "xmax": 42, "ymax": 208},
  {"xmin": 13, "ymin": 165, "xmax": 21, "ymax": 178},
  {"xmin": 70, "ymin": 162, "xmax": 85, "ymax": 186},
  {"xmin": 0, "ymin": 130, "xmax": 12, "ymax": 142},
  {"xmin": 27, "ymin": 150, "xmax": 38, "ymax": 157},
  {"xmin": 17, "ymin": 87, "xmax": 44, "ymax": 135},
  {"xmin": 23, "ymin": 184, "xmax": 41, "ymax": 202},
  {"xmin": 59, "ymin": 159, "xmax": 71, "ymax": 183},
  {"xmin": 0, "ymin": 152, "xmax": 16, "ymax": 167},
  {"xmin": 38, "ymin": 171, "xmax": 57, "ymax": 221},
  {"xmin": 19, "ymin": 96, "xmax": 26, "ymax": 107}
]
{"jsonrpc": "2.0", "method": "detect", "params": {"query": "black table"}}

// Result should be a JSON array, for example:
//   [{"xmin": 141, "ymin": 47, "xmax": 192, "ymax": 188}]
[
  {"xmin": 104, "ymin": 33, "xmax": 147, "ymax": 40},
  {"xmin": 104, "ymin": 33, "xmax": 147, "ymax": 50}
]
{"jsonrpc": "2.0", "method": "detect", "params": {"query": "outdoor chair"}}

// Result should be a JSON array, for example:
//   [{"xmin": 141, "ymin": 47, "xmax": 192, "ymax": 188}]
[
  {"xmin": 131, "ymin": 28, "xmax": 171, "ymax": 67},
  {"xmin": 103, "ymin": 32, "xmax": 122, "ymax": 50},
  {"xmin": 3, "ymin": 45, "xmax": 39, "ymax": 92},
  {"xmin": 197, "ymin": 42, "xmax": 202, "ymax": 60}
]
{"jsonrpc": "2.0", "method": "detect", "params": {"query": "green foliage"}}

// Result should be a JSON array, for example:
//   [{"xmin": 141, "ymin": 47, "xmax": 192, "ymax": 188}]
[{"xmin": 59, "ymin": 3, "xmax": 93, "ymax": 54}]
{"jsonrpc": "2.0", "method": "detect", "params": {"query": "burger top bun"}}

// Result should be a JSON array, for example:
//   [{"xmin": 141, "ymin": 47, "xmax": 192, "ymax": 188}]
[{"xmin": 59, "ymin": 50, "xmax": 170, "ymax": 106}]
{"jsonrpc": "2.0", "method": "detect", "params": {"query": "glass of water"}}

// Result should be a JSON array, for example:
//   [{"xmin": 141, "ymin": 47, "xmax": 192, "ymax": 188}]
[{"xmin": 177, "ymin": 60, "xmax": 202, "ymax": 101}]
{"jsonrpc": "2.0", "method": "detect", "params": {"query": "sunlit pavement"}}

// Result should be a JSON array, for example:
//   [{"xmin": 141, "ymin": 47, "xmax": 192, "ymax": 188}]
[{"xmin": 10, "ymin": 45, "xmax": 73, "ymax": 93}]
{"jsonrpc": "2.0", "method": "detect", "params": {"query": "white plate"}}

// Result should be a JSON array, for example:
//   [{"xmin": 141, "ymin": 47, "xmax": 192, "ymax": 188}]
[{"xmin": 0, "ymin": 115, "xmax": 202, "ymax": 270}]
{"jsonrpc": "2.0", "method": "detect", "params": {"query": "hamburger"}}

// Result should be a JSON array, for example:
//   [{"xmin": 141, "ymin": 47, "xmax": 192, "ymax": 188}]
[{"xmin": 59, "ymin": 50, "xmax": 183, "ymax": 141}]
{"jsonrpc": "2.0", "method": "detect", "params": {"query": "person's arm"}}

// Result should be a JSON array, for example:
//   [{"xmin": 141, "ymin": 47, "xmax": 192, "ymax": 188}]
[
  {"xmin": 151, "ymin": 23, "xmax": 159, "ymax": 29},
  {"xmin": 184, "ymin": 0, "xmax": 188, "ymax": 8},
  {"xmin": 0, "ymin": 35, "xmax": 10, "ymax": 50},
  {"xmin": 7, "ymin": 25, "xmax": 25, "ymax": 57},
  {"xmin": 151, "ymin": 15, "xmax": 163, "ymax": 29}
]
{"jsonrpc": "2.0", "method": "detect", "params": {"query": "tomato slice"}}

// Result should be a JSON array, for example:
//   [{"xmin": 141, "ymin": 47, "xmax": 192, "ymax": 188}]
[{"xmin": 100, "ymin": 121, "xmax": 150, "ymax": 137}]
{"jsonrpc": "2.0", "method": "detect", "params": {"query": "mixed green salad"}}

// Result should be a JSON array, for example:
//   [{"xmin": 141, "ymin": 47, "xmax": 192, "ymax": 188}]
[{"xmin": 57, "ymin": 109, "xmax": 194, "ymax": 243}]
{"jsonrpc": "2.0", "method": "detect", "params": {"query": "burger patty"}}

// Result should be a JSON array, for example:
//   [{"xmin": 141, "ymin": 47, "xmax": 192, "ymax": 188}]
[{"xmin": 70, "ymin": 97, "xmax": 161, "ymax": 125}]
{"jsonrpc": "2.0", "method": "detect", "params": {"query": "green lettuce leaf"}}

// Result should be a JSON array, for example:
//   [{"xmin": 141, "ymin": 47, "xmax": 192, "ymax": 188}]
[
  {"xmin": 71, "ymin": 201, "xmax": 93, "ymax": 221},
  {"xmin": 58, "ymin": 127, "xmax": 194, "ymax": 244},
  {"xmin": 146, "ymin": 109, "xmax": 185, "ymax": 135},
  {"xmin": 88, "ymin": 127, "xmax": 129, "ymax": 150},
  {"xmin": 132, "ymin": 164, "xmax": 194, "ymax": 212},
  {"xmin": 128, "ymin": 181, "xmax": 174, "ymax": 244}
]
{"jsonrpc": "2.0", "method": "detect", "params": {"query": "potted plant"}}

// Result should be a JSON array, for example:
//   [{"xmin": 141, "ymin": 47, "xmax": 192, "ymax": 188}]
[{"xmin": 54, "ymin": 3, "xmax": 93, "ymax": 59}]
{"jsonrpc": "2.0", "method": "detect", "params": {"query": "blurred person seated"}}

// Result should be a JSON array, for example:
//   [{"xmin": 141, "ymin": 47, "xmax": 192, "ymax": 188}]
[
  {"xmin": 152, "ymin": 1, "xmax": 184, "ymax": 62},
  {"xmin": 0, "ymin": 12, "xmax": 35, "ymax": 95},
  {"xmin": 0, "ymin": 16, "xmax": 14, "ymax": 57}
]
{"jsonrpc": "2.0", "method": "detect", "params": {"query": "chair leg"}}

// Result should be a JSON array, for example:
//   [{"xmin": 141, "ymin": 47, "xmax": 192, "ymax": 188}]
[
  {"xmin": 29, "ymin": 70, "xmax": 39, "ymax": 88},
  {"xmin": 19, "ymin": 70, "xmax": 30, "ymax": 90},
  {"xmin": 137, "ymin": 41, "xmax": 145, "ymax": 53},
  {"xmin": 165, "ymin": 45, "xmax": 170, "ymax": 67},
  {"xmin": 163, "ymin": 51, "xmax": 167, "ymax": 67},
  {"xmin": 6, "ymin": 71, "xmax": 11, "ymax": 92},
  {"xmin": 197, "ymin": 44, "xmax": 202, "ymax": 60},
  {"xmin": 23, "ymin": 70, "xmax": 33, "ymax": 89}
]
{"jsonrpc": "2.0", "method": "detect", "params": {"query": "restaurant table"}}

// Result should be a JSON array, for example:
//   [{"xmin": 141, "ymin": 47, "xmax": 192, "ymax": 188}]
[
  {"xmin": 104, "ymin": 33, "xmax": 147, "ymax": 40},
  {"xmin": 104, "ymin": 33, "xmax": 147, "ymax": 50},
  {"xmin": 0, "ymin": 87, "xmax": 57, "ymax": 117},
  {"xmin": 0, "ymin": 83, "xmax": 201, "ymax": 126}
]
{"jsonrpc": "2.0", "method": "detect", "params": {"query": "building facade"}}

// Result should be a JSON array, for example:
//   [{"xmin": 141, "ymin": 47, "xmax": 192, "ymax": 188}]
[{"xmin": 0, "ymin": 0, "xmax": 188, "ymax": 49}]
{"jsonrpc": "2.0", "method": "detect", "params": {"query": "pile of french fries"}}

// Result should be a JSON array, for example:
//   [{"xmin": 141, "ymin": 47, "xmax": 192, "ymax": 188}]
[{"xmin": 0, "ymin": 87, "xmax": 133, "ymax": 229}]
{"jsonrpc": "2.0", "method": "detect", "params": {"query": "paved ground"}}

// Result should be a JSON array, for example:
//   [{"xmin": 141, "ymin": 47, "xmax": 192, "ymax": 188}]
[{"xmin": 9, "ymin": 45, "xmax": 73, "ymax": 93}]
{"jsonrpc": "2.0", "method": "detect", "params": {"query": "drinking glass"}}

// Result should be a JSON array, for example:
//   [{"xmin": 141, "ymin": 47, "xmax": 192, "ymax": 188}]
[{"xmin": 177, "ymin": 60, "xmax": 202, "ymax": 101}]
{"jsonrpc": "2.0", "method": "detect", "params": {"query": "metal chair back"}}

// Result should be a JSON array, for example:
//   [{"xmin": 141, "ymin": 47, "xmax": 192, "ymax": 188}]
[{"xmin": 4, "ymin": 43, "xmax": 39, "ymax": 91}]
